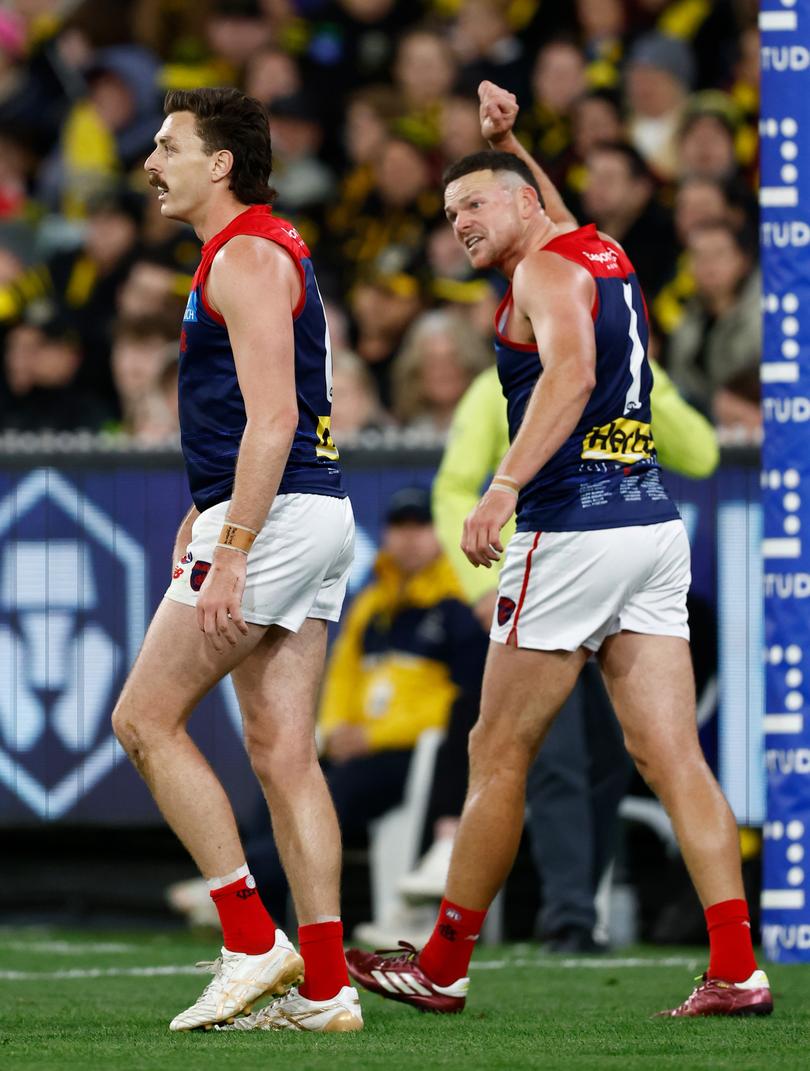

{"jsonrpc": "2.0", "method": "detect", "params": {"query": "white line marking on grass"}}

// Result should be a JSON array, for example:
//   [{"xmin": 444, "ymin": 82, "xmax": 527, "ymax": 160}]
[
  {"xmin": 0, "ymin": 956, "xmax": 703, "ymax": 983},
  {"xmin": 0, "ymin": 966, "xmax": 200, "ymax": 981},
  {"xmin": 0, "ymin": 940, "xmax": 137, "ymax": 954}
]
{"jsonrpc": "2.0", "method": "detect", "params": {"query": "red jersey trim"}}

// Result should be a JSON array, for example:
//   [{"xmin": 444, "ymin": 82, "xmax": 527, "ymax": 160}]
[
  {"xmin": 507, "ymin": 532, "xmax": 541, "ymax": 646},
  {"xmin": 494, "ymin": 287, "xmax": 538, "ymax": 353},
  {"xmin": 193, "ymin": 205, "xmax": 309, "ymax": 327}
]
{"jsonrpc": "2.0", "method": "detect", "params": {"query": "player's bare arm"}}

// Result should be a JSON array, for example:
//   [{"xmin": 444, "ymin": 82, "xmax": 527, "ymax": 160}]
[
  {"xmin": 195, "ymin": 235, "xmax": 301, "ymax": 651},
  {"xmin": 462, "ymin": 253, "xmax": 596, "ymax": 567},
  {"xmin": 478, "ymin": 80, "xmax": 578, "ymax": 227}
]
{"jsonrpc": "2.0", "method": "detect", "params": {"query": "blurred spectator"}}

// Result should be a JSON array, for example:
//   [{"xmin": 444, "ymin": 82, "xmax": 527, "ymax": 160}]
[
  {"xmin": 1, "ymin": 315, "xmax": 111, "ymax": 431},
  {"xmin": 392, "ymin": 27, "xmax": 458, "ymax": 148},
  {"xmin": 575, "ymin": 0, "xmax": 625, "ymax": 88},
  {"xmin": 46, "ymin": 190, "xmax": 143, "ymax": 406},
  {"xmin": 391, "ymin": 309, "xmax": 492, "ymax": 433},
  {"xmin": 676, "ymin": 97, "xmax": 740, "ymax": 184},
  {"xmin": 582, "ymin": 141, "xmax": 676, "ymax": 301},
  {"xmin": 349, "ymin": 265, "xmax": 423, "ymax": 405},
  {"xmin": 329, "ymin": 349, "xmax": 389, "ymax": 440},
  {"xmin": 110, "ymin": 314, "xmax": 179, "ymax": 441},
  {"xmin": 39, "ymin": 45, "xmax": 162, "ymax": 215},
  {"xmin": 205, "ymin": 0, "xmax": 270, "ymax": 71},
  {"xmin": 625, "ymin": 32, "xmax": 694, "ymax": 179},
  {"xmin": 665, "ymin": 221, "xmax": 760, "ymax": 431},
  {"xmin": 451, "ymin": 0, "xmax": 530, "ymax": 101},
  {"xmin": 517, "ymin": 39, "xmax": 586, "ymax": 169},
  {"xmin": 117, "ymin": 254, "xmax": 190, "ymax": 322},
  {"xmin": 243, "ymin": 43, "xmax": 302, "ymax": 106},
  {"xmin": 653, "ymin": 175, "xmax": 747, "ymax": 335},
  {"xmin": 438, "ymin": 94, "xmax": 487, "ymax": 167},
  {"xmin": 269, "ymin": 91, "xmax": 335, "ymax": 234},
  {"xmin": 332, "ymin": 134, "xmax": 441, "ymax": 306},
  {"xmin": 242, "ymin": 485, "xmax": 487, "ymax": 922},
  {"xmin": 565, "ymin": 89, "xmax": 624, "ymax": 197}
]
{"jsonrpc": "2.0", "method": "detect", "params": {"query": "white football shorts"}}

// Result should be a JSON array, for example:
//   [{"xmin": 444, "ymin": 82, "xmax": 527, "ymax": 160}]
[
  {"xmin": 165, "ymin": 493, "xmax": 355, "ymax": 631},
  {"xmin": 490, "ymin": 519, "xmax": 690, "ymax": 652}
]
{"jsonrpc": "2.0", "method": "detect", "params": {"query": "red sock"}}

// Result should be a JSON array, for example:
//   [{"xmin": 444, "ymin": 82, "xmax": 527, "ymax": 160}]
[
  {"xmin": 419, "ymin": 898, "xmax": 486, "ymax": 986},
  {"xmin": 705, "ymin": 898, "xmax": 757, "ymax": 982},
  {"xmin": 209, "ymin": 875, "xmax": 276, "ymax": 954},
  {"xmin": 298, "ymin": 921, "xmax": 349, "ymax": 1000}
]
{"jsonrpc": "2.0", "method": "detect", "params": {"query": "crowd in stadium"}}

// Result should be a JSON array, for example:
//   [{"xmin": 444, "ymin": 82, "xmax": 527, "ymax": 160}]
[{"xmin": 0, "ymin": 0, "xmax": 759, "ymax": 444}]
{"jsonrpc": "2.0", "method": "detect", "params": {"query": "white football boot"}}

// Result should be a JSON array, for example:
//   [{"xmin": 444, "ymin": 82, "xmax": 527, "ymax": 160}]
[
  {"xmin": 169, "ymin": 929, "xmax": 304, "ymax": 1031},
  {"xmin": 215, "ymin": 985, "xmax": 363, "ymax": 1033}
]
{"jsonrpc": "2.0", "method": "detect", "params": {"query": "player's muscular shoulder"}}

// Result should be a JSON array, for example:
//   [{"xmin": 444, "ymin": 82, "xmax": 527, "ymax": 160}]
[
  {"xmin": 513, "ymin": 248, "xmax": 595, "ymax": 323},
  {"xmin": 207, "ymin": 235, "xmax": 301, "ymax": 317}
]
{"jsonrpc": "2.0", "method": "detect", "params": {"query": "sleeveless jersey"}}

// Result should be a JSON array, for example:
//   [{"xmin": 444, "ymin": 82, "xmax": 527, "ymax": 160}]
[
  {"xmin": 494, "ymin": 223, "xmax": 679, "ymax": 533},
  {"xmin": 178, "ymin": 204, "xmax": 344, "ymax": 513}
]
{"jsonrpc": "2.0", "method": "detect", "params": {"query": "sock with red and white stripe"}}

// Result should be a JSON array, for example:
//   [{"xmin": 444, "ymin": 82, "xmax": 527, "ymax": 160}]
[
  {"xmin": 298, "ymin": 920, "xmax": 350, "ymax": 1000},
  {"xmin": 418, "ymin": 898, "xmax": 486, "ymax": 986},
  {"xmin": 208, "ymin": 864, "xmax": 276, "ymax": 955},
  {"xmin": 705, "ymin": 898, "xmax": 757, "ymax": 982}
]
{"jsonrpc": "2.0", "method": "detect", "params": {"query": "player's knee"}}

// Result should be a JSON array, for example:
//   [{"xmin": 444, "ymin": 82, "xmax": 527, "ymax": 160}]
[
  {"xmin": 468, "ymin": 719, "xmax": 529, "ymax": 781},
  {"xmin": 111, "ymin": 707, "xmax": 149, "ymax": 774},
  {"xmin": 246, "ymin": 732, "xmax": 318, "ymax": 788}
]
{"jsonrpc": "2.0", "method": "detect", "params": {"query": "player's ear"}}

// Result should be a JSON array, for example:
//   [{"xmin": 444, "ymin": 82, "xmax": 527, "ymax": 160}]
[
  {"xmin": 211, "ymin": 148, "xmax": 234, "ymax": 184},
  {"xmin": 520, "ymin": 183, "xmax": 539, "ymax": 218}
]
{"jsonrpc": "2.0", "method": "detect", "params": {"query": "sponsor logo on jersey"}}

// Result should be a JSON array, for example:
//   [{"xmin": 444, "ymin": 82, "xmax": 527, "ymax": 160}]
[
  {"xmin": 582, "ymin": 247, "xmax": 619, "ymax": 269},
  {"xmin": 183, "ymin": 290, "xmax": 199, "ymax": 322},
  {"xmin": 190, "ymin": 560, "xmax": 211, "ymax": 592},
  {"xmin": 497, "ymin": 596, "xmax": 516, "ymax": 626},
  {"xmin": 581, "ymin": 418, "xmax": 654, "ymax": 463}
]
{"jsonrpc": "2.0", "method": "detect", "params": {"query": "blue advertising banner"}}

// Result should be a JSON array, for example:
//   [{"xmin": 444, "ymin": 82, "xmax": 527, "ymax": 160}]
[
  {"xmin": 0, "ymin": 454, "xmax": 762, "ymax": 832},
  {"xmin": 760, "ymin": 0, "xmax": 810, "ymax": 962}
]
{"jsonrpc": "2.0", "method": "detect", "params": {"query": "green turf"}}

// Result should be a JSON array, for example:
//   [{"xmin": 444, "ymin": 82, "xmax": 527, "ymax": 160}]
[{"xmin": 0, "ymin": 929, "xmax": 807, "ymax": 1071}]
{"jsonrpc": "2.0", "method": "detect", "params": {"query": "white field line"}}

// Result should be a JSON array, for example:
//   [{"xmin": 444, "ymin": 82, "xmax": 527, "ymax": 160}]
[
  {"xmin": 0, "ymin": 940, "xmax": 137, "ymax": 954},
  {"xmin": 0, "ymin": 956, "xmax": 703, "ymax": 982}
]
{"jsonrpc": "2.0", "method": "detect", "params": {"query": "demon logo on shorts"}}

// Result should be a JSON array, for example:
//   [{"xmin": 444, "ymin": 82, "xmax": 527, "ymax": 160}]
[
  {"xmin": 497, "ymin": 596, "xmax": 516, "ymax": 626},
  {"xmin": 190, "ymin": 560, "xmax": 211, "ymax": 592}
]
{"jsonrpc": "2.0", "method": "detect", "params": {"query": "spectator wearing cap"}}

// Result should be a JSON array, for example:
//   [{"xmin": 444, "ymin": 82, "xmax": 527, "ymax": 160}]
[
  {"xmin": 269, "ymin": 90, "xmax": 336, "ymax": 240},
  {"xmin": 582, "ymin": 141, "xmax": 677, "ymax": 302},
  {"xmin": 240, "ymin": 486, "xmax": 487, "ymax": 921},
  {"xmin": 625, "ymin": 31, "xmax": 694, "ymax": 179}
]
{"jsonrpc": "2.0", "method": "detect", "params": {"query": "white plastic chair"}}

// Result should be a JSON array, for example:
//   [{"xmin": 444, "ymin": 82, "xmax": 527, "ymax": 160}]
[{"xmin": 367, "ymin": 729, "xmax": 445, "ymax": 926}]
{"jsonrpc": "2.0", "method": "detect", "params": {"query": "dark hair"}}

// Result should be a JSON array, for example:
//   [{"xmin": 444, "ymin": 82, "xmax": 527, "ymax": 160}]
[
  {"xmin": 442, "ymin": 151, "xmax": 545, "ymax": 208},
  {"xmin": 688, "ymin": 218, "xmax": 755, "ymax": 258},
  {"xmin": 588, "ymin": 140, "xmax": 651, "ymax": 182},
  {"xmin": 164, "ymin": 87, "xmax": 275, "ymax": 204}
]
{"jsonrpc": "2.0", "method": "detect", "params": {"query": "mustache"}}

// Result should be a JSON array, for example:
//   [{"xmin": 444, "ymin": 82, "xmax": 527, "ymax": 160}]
[{"xmin": 147, "ymin": 173, "xmax": 167, "ymax": 190}]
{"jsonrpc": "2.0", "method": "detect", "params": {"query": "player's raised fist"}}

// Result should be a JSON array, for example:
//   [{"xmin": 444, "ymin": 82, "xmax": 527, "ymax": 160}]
[{"xmin": 478, "ymin": 80, "xmax": 518, "ymax": 144}]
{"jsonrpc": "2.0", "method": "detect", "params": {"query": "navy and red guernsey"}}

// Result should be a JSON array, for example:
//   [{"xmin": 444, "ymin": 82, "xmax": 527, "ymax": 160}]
[
  {"xmin": 494, "ymin": 223, "xmax": 680, "ymax": 533},
  {"xmin": 178, "ymin": 204, "xmax": 345, "ymax": 513}
]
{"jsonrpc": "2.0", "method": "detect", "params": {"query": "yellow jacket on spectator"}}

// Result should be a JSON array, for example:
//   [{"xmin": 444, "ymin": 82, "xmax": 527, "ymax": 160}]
[
  {"xmin": 318, "ymin": 550, "xmax": 486, "ymax": 751},
  {"xmin": 434, "ymin": 363, "xmax": 719, "ymax": 603}
]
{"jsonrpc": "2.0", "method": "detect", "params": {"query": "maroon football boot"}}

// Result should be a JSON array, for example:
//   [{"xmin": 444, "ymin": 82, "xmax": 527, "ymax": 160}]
[
  {"xmin": 654, "ymin": 970, "xmax": 773, "ymax": 1018},
  {"xmin": 345, "ymin": 942, "xmax": 468, "ymax": 1013}
]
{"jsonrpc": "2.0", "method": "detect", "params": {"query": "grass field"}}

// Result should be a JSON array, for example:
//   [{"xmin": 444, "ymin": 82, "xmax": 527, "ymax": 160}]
[{"xmin": 1, "ymin": 929, "xmax": 808, "ymax": 1071}]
